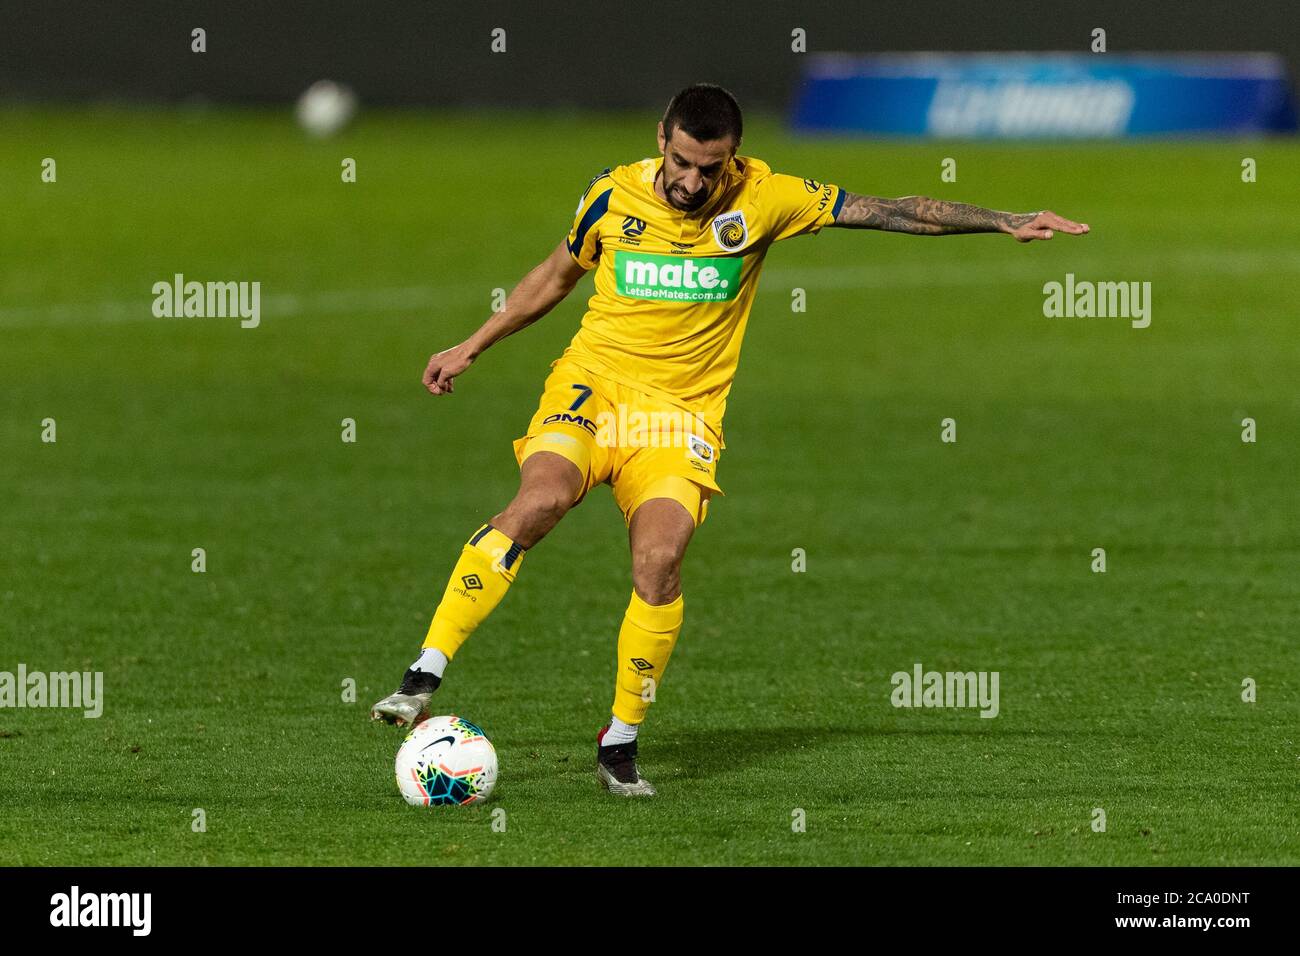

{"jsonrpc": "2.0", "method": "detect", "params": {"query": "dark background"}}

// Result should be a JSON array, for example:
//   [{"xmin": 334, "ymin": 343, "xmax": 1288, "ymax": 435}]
[{"xmin": 3, "ymin": 0, "xmax": 1297, "ymax": 111}]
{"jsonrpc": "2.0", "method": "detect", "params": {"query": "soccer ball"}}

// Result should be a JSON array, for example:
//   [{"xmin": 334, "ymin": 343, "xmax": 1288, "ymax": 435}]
[
  {"xmin": 394, "ymin": 715, "xmax": 498, "ymax": 807},
  {"xmin": 294, "ymin": 80, "xmax": 358, "ymax": 139}
]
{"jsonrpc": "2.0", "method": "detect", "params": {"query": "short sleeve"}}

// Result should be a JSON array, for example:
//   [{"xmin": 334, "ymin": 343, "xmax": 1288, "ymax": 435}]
[
  {"xmin": 565, "ymin": 170, "xmax": 615, "ymax": 270},
  {"xmin": 761, "ymin": 173, "xmax": 846, "ymax": 243}
]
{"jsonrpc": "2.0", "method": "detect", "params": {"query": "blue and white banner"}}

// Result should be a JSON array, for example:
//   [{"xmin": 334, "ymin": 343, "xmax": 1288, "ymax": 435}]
[{"xmin": 791, "ymin": 53, "xmax": 1297, "ymax": 138}]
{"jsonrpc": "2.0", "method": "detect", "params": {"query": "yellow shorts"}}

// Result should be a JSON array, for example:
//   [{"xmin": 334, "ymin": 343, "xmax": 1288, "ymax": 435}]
[{"xmin": 512, "ymin": 359, "xmax": 723, "ymax": 526}]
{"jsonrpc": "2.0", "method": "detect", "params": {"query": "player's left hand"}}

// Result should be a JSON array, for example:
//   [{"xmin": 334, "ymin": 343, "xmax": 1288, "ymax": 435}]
[
  {"xmin": 423, "ymin": 342, "xmax": 475, "ymax": 395},
  {"xmin": 1010, "ymin": 210, "xmax": 1090, "ymax": 242}
]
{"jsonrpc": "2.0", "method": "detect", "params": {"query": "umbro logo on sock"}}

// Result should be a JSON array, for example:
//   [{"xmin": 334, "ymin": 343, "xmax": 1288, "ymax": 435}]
[
  {"xmin": 461, "ymin": 574, "xmax": 483, "ymax": 591},
  {"xmin": 630, "ymin": 657, "xmax": 654, "ymax": 672}
]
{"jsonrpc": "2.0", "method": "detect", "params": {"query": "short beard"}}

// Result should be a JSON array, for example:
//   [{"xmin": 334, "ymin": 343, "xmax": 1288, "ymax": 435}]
[{"xmin": 660, "ymin": 170, "xmax": 706, "ymax": 211}]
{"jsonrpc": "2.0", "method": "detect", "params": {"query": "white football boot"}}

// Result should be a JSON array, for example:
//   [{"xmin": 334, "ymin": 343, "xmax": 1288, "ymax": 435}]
[
  {"xmin": 596, "ymin": 725, "xmax": 657, "ymax": 797},
  {"xmin": 370, "ymin": 669, "xmax": 440, "ymax": 728}
]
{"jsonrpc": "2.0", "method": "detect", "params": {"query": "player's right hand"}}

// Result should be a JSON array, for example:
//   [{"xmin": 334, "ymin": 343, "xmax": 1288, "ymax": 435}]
[
  {"xmin": 422, "ymin": 344, "xmax": 474, "ymax": 395},
  {"xmin": 1009, "ymin": 210, "xmax": 1090, "ymax": 242}
]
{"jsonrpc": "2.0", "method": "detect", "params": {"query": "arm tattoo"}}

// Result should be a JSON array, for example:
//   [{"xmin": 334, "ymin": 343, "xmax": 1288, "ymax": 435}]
[{"xmin": 833, "ymin": 192, "xmax": 1035, "ymax": 235}]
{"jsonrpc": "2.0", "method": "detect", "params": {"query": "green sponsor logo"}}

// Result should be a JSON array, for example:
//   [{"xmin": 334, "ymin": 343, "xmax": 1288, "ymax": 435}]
[{"xmin": 614, "ymin": 251, "xmax": 742, "ymax": 302}]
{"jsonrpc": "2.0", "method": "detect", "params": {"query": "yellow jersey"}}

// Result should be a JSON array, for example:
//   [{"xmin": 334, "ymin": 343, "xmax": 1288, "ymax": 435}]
[{"xmin": 560, "ymin": 155, "xmax": 844, "ymax": 446}]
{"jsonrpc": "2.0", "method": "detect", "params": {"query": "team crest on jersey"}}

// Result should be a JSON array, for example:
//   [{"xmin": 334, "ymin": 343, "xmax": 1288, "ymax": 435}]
[
  {"xmin": 711, "ymin": 210, "xmax": 749, "ymax": 251},
  {"xmin": 687, "ymin": 434, "xmax": 716, "ymax": 463}
]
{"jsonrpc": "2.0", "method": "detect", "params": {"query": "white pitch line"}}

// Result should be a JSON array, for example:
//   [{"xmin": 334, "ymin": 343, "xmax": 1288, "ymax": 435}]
[
  {"xmin": 0, "ymin": 284, "xmax": 480, "ymax": 329},
  {"xmin": 762, "ymin": 247, "xmax": 1300, "ymax": 291},
  {"xmin": 1, "ymin": 248, "xmax": 1296, "ymax": 329}
]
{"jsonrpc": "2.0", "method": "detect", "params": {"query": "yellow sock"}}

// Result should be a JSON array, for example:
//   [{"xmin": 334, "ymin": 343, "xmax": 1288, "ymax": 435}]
[
  {"xmin": 422, "ymin": 524, "xmax": 526, "ymax": 658},
  {"xmin": 611, "ymin": 590, "xmax": 684, "ymax": 725}
]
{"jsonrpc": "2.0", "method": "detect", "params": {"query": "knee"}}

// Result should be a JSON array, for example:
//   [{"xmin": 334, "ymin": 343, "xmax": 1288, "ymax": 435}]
[
  {"xmin": 500, "ymin": 486, "xmax": 572, "ymax": 545},
  {"xmin": 523, "ymin": 485, "xmax": 572, "ymax": 523},
  {"xmin": 631, "ymin": 543, "xmax": 684, "ymax": 604}
]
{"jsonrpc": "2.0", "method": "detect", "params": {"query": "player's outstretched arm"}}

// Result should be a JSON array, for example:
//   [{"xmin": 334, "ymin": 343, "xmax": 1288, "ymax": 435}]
[
  {"xmin": 423, "ymin": 240, "xmax": 589, "ymax": 395},
  {"xmin": 830, "ymin": 192, "xmax": 1089, "ymax": 242}
]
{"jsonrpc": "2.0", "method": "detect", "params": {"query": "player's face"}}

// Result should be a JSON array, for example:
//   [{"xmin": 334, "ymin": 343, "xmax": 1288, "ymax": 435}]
[{"xmin": 656, "ymin": 123, "xmax": 737, "ymax": 212}]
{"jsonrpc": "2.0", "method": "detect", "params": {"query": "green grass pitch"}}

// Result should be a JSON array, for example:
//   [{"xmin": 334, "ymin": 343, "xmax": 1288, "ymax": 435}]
[{"xmin": 1, "ymin": 108, "xmax": 1297, "ymax": 865}]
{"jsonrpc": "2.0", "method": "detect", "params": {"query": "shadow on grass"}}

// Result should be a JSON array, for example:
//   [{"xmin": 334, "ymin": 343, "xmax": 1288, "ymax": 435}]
[{"xmin": 613, "ymin": 722, "xmax": 1051, "ymax": 782}]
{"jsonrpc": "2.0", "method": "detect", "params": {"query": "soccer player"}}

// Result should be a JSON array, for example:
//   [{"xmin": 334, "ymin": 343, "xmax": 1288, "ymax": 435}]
[{"xmin": 372, "ymin": 83, "xmax": 1088, "ymax": 796}]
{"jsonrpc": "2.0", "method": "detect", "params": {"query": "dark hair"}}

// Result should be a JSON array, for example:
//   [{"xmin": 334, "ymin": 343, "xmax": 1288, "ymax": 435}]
[{"xmin": 662, "ymin": 83, "xmax": 743, "ymax": 144}]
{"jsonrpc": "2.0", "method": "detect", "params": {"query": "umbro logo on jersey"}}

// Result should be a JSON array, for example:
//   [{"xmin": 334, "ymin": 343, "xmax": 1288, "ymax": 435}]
[
  {"xmin": 622, "ymin": 216, "xmax": 646, "ymax": 237},
  {"xmin": 711, "ymin": 210, "xmax": 749, "ymax": 250}
]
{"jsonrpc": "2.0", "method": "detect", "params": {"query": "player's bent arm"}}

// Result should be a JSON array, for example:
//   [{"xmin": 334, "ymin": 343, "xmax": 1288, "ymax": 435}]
[
  {"xmin": 423, "ymin": 241, "xmax": 589, "ymax": 395},
  {"xmin": 830, "ymin": 192, "xmax": 1089, "ymax": 242},
  {"xmin": 462, "ymin": 241, "xmax": 587, "ymax": 356}
]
